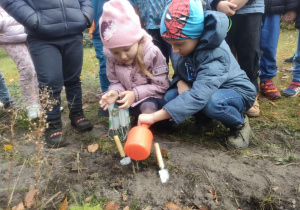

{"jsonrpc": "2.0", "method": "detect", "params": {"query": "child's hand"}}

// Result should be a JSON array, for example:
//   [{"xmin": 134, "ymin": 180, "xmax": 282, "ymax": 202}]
[
  {"xmin": 216, "ymin": 1, "xmax": 237, "ymax": 16},
  {"xmin": 117, "ymin": 91, "xmax": 135, "ymax": 109},
  {"xmin": 177, "ymin": 80, "xmax": 191, "ymax": 94},
  {"xmin": 138, "ymin": 113, "xmax": 156, "ymax": 126},
  {"xmin": 281, "ymin": 10, "xmax": 297, "ymax": 25},
  {"xmin": 138, "ymin": 109, "xmax": 171, "ymax": 126},
  {"xmin": 99, "ymin": 90, "xmax": 119, "ymax": 110},
  {"xmin": 227, "ymin": 0, "xmax": 247, "ymax": 11}
]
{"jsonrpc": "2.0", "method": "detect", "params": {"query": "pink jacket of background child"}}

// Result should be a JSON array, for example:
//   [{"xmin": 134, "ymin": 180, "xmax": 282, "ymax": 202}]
[
  {"xmin": 0, "ymin": 7, "xmax": 26, "ymax": 44},
  {"xmin": 104, "ymin": 35, "xmax": 170, "ymax": 107}
]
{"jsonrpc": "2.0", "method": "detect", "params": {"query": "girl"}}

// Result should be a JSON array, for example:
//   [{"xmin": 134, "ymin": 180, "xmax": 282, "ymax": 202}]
[
  {"xmin": 0, "ymin": 7, "xmax": 40, "ymax": 119},
  {"xmin": 99, "ymin": 0, "xmax": 169, "ymax": 122}
]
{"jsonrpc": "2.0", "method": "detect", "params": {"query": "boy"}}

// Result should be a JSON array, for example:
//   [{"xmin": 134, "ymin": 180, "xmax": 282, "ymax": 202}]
[{"xmin": 138, "ymin": 0, "xmax": 256, "ymax": 149}]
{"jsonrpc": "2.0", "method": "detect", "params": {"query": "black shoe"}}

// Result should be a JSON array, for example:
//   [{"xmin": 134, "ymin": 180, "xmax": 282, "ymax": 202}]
[
  {"xmin": 69, "ymin": 109, "xmax": 94, "ymax": 132},
  {"xmin": 45, "ymin": 120, "xmax": 67, "ymax": 148},
  {"xmin": 283, "ymin": 56, "xmax": 294, "ymax": 63},
  {"xmin": 98, "ymin": 108, "xmax": 109, "ymax": 117},
  {"xmin": 2, "ymin": 98, "xmax": 21, "ymax": 110}
]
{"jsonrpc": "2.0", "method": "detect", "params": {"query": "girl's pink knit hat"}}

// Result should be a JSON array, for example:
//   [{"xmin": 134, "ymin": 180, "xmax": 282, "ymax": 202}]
[{"xmin": 99, "ymin": 0, "xmax": 144, "ymax": 49}]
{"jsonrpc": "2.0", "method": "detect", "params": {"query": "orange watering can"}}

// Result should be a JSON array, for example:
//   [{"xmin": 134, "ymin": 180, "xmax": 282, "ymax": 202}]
[{"xmin": 124, "ymin": 123, "xmax": 153, "ymax": 160}]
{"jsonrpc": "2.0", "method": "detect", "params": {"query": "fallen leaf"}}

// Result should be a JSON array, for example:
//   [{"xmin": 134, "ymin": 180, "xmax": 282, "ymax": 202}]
[
  {"xmin": 84, "ymin": 196, "xmax": 92, "ymax": 203},
  {"xmin": 260, "ymin": 110, "xmax": 265, "ymax": 116},
  {"xmin": 105, "ymin": 201, "xmax": 119, "ymax": 210},
  {"xmin": 297, "ymin": 110, "xmax": 300, "ymax": 116},
  {"xmin": 208, "ymin": 189, "xmax": 217, "ymax": 201},
  {"xmin": 119, "ymin": 179, "xmax": 125, "ymax": 184},
  {"xmin": 161, "ymin": 148, "xmax": 168, "ymax": 158},
  {"xmin": 60, "ymin": 194, "xmax": 68, "ymax": 210},
  {"xmin": 194, "ymin": 203, "xmax": 209, "ymax": 210},
  {"xmin": 123, "ymin": 206, "xmax": 130, "ymax": 210},
  {"xmin": 272, "ymin": 186, "xmax": 279, "ymax": 192},
  {"xmin": 88, "ymin": 144, "xmax": 99, "ymax": 153},
  {"xmin": 237, "ymin": 207, "xmax": 242, "ymax": 210},
  {"xmin": 122, "ymin": 193, "xmax": 127, "ymax": 201},
  {"xmin": 272, "ymin": 112, "xmax": 278, "ymax": 115},
  {"xmin": 165, "ymin": 202, "xmax": 180, "ymax": 210},
  {"xmin": 24, "ymin": 189, "xmax": 38, "ymax": 208},
  {"xmin": 4, "ymin": 144, "xmax": 12, "ymax": 151},
  {"xmin": 12, "ymin": 202, "xmax": 25, "ymax": 210}
]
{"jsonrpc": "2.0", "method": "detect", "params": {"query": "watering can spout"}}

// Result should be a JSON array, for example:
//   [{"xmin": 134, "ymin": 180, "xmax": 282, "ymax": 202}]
[{"xmin": 124, "ymin": 123, "xmax": 153, "ymax": 160}]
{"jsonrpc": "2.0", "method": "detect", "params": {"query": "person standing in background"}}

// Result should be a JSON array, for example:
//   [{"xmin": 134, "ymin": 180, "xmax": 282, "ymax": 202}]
[
  {"xmin": 1, "ymin": 0, "xmax": 94, "ymax": 148},
  {"xmin": 259, "ymin": 0, "xmax": 299, "ymax": 100},
  {"xmin": 282, "ymin": 3, "xmax": 300, "ymax": 97},
  {"xmin": 0, "ymin": 70, "xmax": 19, "ymax": 110},
  {"xmin": 130, "ymin": 0, "xmax": 171, "ymax": 65},
  {"xmin": 90, "ymin": 0, "xmax": 110, "ymax": 93},
  {"xmin": 89, "ymin": 0, "xmax": 111, "ymax": 117},
  {"xmin": 0, "ymin": 7, "xmax": 40, "ymax": 119}
]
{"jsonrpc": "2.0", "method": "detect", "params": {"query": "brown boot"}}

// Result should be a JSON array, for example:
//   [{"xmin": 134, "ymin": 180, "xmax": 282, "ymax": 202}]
[{"xmin": 246, "ymin": 96, "xmax": 260, "ymax": 117}]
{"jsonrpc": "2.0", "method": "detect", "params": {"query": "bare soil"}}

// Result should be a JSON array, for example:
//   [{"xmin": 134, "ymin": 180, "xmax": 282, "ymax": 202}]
[{"xmin": 0, "ymin": 112, "xmax": 300, "ymax": 210}]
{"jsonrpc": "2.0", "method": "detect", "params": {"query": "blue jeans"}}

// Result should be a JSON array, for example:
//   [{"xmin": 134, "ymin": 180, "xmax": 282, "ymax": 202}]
[
  {"xmin": 292, "ymin": 30, "xmax": 300, "ymax": 82},
  {"xmin": 164, "ymin": 88, "xmax": 246, "ymax": 128},
  {"xmin": 0, "ymin": 71, "xmax": 11, "ymax": 101},
  {"xmin": 259, "ymin": 14, "xmax": 281, "ymax": 82},
  {"xmin": 92, "ymin": 38, "xmax": 110, "ymax": 92}
]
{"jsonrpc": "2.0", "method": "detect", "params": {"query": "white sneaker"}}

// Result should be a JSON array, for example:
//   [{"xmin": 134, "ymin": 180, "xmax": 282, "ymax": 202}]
[{"xmin": 26, "ymin": 103, "xmax": 41, "ymax": 119}]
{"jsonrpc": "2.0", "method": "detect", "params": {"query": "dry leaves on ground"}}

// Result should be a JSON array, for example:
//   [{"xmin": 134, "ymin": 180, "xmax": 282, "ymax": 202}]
[
  {"xmin": 59, "ymin": 194, "xmax": 68, "ymax": 210},
  {"xmin": 105, "ymin": 201, "xmax": 119, "ymax": 210},
  {"xmin": 165, "ymin": 202, "xmax": 180, "ymax": 210},
  {"xmin": 87, "ymin": 144, "xmax": 99, "ymax": 153},
  {"xmin": 24, "ymin": 189, "xmax": 38, "ymax": 208},
  {"xmin": 12, "ymin": 202, "xmax": 25, "ymax": 210}
]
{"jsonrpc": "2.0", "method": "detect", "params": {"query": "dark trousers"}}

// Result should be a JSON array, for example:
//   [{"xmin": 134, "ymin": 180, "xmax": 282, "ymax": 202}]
[
  {"xmin": 147, "ymin": 29, "xmax": 171, "ymax": 65},
  {"xmin": 226, "ymin": 13, "xmax": 263, "ymax": 92},
  {"xmin": 27, "ymin": 34, "xmax": 84, "ymax": 121}
]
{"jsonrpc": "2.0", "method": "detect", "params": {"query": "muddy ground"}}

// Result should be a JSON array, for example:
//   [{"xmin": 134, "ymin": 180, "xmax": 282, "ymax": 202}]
[{"xmin": 0, "ymin": 110, "xmax": 300, "ymax": 210}]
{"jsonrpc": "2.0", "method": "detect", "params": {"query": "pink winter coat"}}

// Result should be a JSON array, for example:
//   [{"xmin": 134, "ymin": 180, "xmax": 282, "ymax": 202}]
[
  {"xmin": 104, "ymin": 35, "xmax": 170, "ymax": 107},
  {"xmin": 0, "ymin": 7, "xmax": 26, "ymax": 44}
]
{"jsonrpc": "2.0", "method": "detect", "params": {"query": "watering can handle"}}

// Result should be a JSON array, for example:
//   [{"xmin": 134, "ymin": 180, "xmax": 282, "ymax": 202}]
[
  {"xmin": 114, "ymin": 135, "xmax": 125, "ymax": 158},
  {"xmin": 154, "ymin": 143, "xmax": 164, "ymax": 169}
]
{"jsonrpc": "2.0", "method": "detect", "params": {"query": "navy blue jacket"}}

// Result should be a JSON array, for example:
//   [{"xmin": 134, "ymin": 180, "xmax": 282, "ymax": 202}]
[
  {"xmin": 0, "ymin": 0, "xmax": 94, "ymax": 39},
  {"xmin": 265, "ymin": 0, "xmax": 299, "ymax": 14},
  {"xmin": 164, "ymin": 11, "xmax": 256, "ymax": 124}
]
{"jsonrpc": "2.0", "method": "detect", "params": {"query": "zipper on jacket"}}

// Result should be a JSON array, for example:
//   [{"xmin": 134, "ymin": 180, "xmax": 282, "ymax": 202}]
[{"xmin": 59, "ymin": 0, "xmax": 68, "ymax": 35}]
